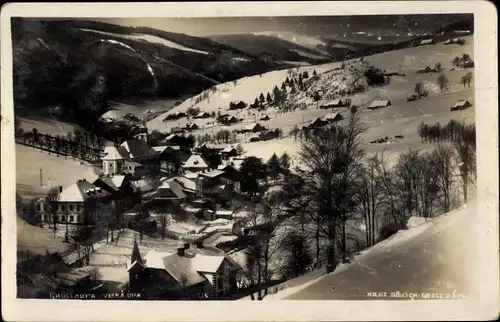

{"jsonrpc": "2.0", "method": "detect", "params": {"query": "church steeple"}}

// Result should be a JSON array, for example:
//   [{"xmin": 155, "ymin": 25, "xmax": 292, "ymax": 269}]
[{"xmin": 131, "ymin": 238, "xmax": 143, "ymax": 265}]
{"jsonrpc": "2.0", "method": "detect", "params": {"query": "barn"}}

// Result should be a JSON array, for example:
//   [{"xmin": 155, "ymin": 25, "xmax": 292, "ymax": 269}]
[
  {"xmin": 320, "ymin": 99, "xmax": 344, "ymax": 109},
  {"xmin": 367, "ymin": 100, "xmax": 391, "ymax": 110},
  {"xmin": 450, "ymin": 100, "xmax": 472, "ymax": 111}
]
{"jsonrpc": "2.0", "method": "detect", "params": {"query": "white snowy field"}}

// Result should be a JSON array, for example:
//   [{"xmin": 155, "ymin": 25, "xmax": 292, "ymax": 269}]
[{"xmin": 16, "ymin": 144, "xmax": 99, "ymax": 198}]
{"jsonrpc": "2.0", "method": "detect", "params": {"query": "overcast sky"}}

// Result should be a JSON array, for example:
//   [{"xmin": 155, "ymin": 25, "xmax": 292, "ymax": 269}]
[{"xmin": 90, "ymin": 15, "xmax": 472, "ymax": 37}]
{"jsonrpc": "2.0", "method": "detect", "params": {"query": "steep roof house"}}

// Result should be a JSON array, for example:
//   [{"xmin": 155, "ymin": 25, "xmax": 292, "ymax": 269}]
[
  {"xmin": 127, "ymin": 243, "xmax": 241, "ymax": 299},
  {"xmin": 36, "ymin": 179, "xmax": 112, "ymax": 233},
  {"xmin": 182, "ymin": 154, "xmax": 210, "ymax": 172},
  {"xmin": 309, "ymin": 117, "xmax": 329, "ymax": 128},
  {"xmin": 325, "ymin": 112, "xmax": 344, "ymax": 123},
  {"xmin": 101, "ymin": 140, "xmax": 160, "ymax": 176}
]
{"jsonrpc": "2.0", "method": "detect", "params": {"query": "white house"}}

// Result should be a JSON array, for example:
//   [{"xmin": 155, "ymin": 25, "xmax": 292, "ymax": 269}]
[
  {"xmin": 102, "ymin": 139, "xmax": 160, "ymax": 176},
  {"xmin": 182, "ymin": 154, "xmax": 210, "ymax": 173}
]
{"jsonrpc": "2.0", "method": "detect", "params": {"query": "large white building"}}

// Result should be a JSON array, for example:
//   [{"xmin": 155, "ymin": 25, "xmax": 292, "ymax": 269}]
[{"xmin": 102, "ymin": 139, "xmax": 161, "ymax": 176}]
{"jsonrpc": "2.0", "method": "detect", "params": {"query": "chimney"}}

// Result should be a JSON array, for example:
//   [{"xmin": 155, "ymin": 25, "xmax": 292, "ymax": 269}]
[
  {"xmin": 59, "ymin": 186, "xmax": 63, "ymax": 193},
  {"xmin": 177, "ymin": 247, "xmax": 185, "ymax": 257}
]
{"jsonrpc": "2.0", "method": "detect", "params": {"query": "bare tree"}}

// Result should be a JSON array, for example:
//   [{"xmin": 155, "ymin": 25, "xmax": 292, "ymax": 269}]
[
  {"xmin": 354, "ymin": 155, "xmax": 383, "ymax": 246},
  {"xmin": 454, "ymin": 133, "xmax": 476, "ymax": 204},
  {"xmin": 44, "ymin": 187, "xmax": 60, "ymax": 238},
  {"xmin": 437, "ymin": 74, "xmax": 450, "ymax": 93},
  {"xmin": 430, "ymin": 145, "xmax": 456, "ymax": 213},
  {"xmin": 298, "ymin": 107, "xmax": 366, "ymax": 272}
]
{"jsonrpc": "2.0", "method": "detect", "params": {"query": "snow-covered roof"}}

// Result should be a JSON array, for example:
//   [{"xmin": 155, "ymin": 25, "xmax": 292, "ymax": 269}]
[
  {"xmin": 325, "ymin": 112, "xmax": 341, "ymax": 120},
  {"xmin": 102, "ymin": 146, "xmax": 127, "ymax": 161},
  {"xmin": 244, "ymin": 122, "xmax": 263, "ymax": 131},
  {"xmin": 143, "ymin": 249, "xmax": 231, "ymax": 286},
  {"xmin": 420, "ymin": 39, "xmax": 434, "ymax": 45},
  {"xmin": 166, "ymin": 134, "xmax": 181, "ymax": 141},
  {"xmin": 183, "ymin": 154, "xmax": 209, "ymax": 169},
  {"xmin": 221, "ymin": 146, "xmax": 237, "ymax": 153},
  {"xmin": 199, "ymin": 169, "xmax": 225, "ymax": 179},
  {"xmin": 369, "ymin": 100, "xmax": 391, "ymax": 108},
  {"xmin": 216, "ymin": 210, "xmax": 234, "ymax": 216},
  {"xmin": 120, "ymin": 139, "xmax": 158, "ymax": 159},
  {"xmin": 167, "ymin": 176, "xmax": 197, "ymax": 193},
  {"xmin": 322, "ymin": 99, "xmax": 342, "ymax": 106},
  {"xmin": 110, "ymin": 175, "xmax": 126, "ymax": 188},
  {"xmin": 58, "ymin": 179, "xmax": 110, "ymax": 202},
  {"xmin": 452, "ymin": 100, "xmax": 471, "ymax": 107}
]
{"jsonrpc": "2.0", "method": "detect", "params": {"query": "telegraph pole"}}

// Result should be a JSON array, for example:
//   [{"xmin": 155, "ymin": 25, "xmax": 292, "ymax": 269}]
[{"xmin": 40, "ymin": 169, "xmax": 43, "ymax": 187}]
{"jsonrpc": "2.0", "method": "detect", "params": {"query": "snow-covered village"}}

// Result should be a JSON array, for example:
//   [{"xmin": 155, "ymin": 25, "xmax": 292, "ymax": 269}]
[{"xmin": 13, "ymin": 14, "xmax": 479, "ymax": 301}]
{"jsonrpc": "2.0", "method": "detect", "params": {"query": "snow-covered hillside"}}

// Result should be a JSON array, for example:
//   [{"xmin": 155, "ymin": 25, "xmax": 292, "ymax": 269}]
[
  {"xmin": 148, "ymin": 36, "xmax": 475, "ymax": 163},
  {"xmin": 79, "ymin": 28, "xmax": 211, "ymax": 55}
]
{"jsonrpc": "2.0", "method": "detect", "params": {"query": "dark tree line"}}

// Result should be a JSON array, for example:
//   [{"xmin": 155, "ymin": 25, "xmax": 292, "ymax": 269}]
[
  {"xmin": 418, "ymin": 119, "xmax": 476, "ymax": 148},
  {"xmin": 15, "ymin": 127, "xmax": 105, "ymax": 161}
]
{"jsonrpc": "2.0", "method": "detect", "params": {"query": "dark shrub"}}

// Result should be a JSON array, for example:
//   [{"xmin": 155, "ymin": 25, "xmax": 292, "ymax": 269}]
[{"xmin": 378, "ymin": 223, "xmax": 399, "ymax": 242}]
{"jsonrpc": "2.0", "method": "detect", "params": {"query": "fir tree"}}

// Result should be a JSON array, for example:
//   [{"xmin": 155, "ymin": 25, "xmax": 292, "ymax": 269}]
[
  {"xmin": 279, "ymin": 152, "xmax": 290, "ymax": 174},
  {"xmin": 267, "ymin": 153, "xmax": 281, "ymax": 180},
  {"xmin": 312, "ymin": 70, "xmax": 317, "ymax": 76},
  {"xmin": 259, "ymin": 93, "xmax": 265, "ymax": 102},
  {"xmin": 266, "ymin": 92, "xmax": 273, "ymax": 104}
]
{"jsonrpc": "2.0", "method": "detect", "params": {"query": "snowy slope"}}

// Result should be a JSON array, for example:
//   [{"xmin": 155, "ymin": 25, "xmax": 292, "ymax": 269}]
[{"xmin": 281, "ymin": 202, "xmax": 476, "ymax": 300}]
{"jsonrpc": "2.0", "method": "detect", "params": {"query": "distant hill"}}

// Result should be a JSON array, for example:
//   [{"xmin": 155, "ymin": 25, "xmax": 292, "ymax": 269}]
[{"xmin": 11, "ymin": 18, "xmax": 285, "ymax": 127}]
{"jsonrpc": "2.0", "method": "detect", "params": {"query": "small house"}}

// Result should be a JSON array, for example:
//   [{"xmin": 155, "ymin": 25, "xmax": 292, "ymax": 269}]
[
  {"xmin": 219, "ymin": 146, "xmax": 238, "ymax": 160},
  {"xmin": 450, "ymin": 100, "xmax": 472, "ymax": 111},
  {"xmin": 216, "ymin": 210, "xmax": 234, "ymax": 220},
  {"xmin": 194, "ymin": 111, "xmax": 211, "ymax": 119},
  {"xmin": 325, "ymin": 112, "xmax": 343, "ymax": 123},
  {"xmin": 223, "ymin": 116, "xmax": 239, "ymax": 125},
  {"xmin": 242, "ymin": 122, "xmax": 266, "ymax": 133},
  {"xmin": 185, "ymin": 123, "xmax": 200, "ymax": 131},
  {"xmin": 309, "ymin": 117, "xmax": 329, "ymax": 128},
  {"xmin": 154, "ymin": 180, "xmax": 187, "ymax": 202},
  {"xmin": 368, "ymin": 100, "xmax": 391, "ymax": 110},
  {"xmin": 419, "ymin": 39, "xmax": 435, "ymax": 46},
  {"xmin": 259, "ymin": 130, "xmax": 279, "ymax": 141},
  {"xmin": 320, "ymin": 99, "xmax": 344, "ymax": 109}
]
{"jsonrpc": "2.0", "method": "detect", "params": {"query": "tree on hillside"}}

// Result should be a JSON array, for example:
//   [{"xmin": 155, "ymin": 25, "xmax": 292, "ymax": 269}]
[
  {"xmin": 434, "ymin": 62, "xmax": 442, "ymax": 72},
  {"xmin": 281, "ymin": 82, "xmax": 287, "ymax": 91},
  {"xmin": 44, "ymin": 187, "xmax": 60, "ymax": 238},
  {"xmin": 267, "ymin": 153, "xmax": 281, "ymax": 181},
  {"xmin": 240, "ymin": 156, "xmax": 267, "ymax": 195},
  {"xmin": 463, "ymin": 72, "xmax": 473, "ymax": 88},
  {"xmin": 414, "ymin": 82, "xmax": 426, "ymax": 99},
  {"xmin": 454, "ymin": 126, "xmax": 476, "ymax": 204},
  {"xmin": 437, "ymin": 74, "xmax": 450, "ymax": 93},
  {"xmin": 312, "ymin": 70, "xmax": 317, "ymax": 76},
  {"xmin": 253, "ymin": 97, "xmax": 260, "ymax": 108},
  {"xmin": 266, "ymin": 92, "xmax": 273, "ymax": 104},
  {"xmin": 354, "ymin": 155, "xmax": 383, "ymax": 247},
  {"xmin": 290, "ymin": 125, "xmax": 300, "ymax": 141},
  {"xmin": 302, "ymin": 71, "xmax": 309, "ymax": 79},
  {"xmin": 259, "ymin": 93, "xmax": 265, "ymax": 102},
  {"xmin": 285, "ymin": 76, "xmax": 290, "ymax": 84},
  {"xmin": 298, "ymin": 107, "xmax": 366, "ymax": 272},
  {"xmin": 279, "ymin": 152, "xmax": 291, "ymax": 175},
  {"xmin": 32, "ymin": 127, "xmax": 40, "ymax": 146},
  {"xmin": 452, "ymin": 56, "xmax": 462, "ymax": 67},
  {"xmin": 430, "ymin": 144, "xmax": 456, "ymax": 213},
  {"xmin": 272, "ymin": 85, "xmax": 283, "ymax": 104}
]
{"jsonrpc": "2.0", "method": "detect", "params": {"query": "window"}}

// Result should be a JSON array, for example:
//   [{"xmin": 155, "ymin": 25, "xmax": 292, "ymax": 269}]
[
  {"xmin": 37, "ymin": 203, "xmax": 42, "ymax": 211},
  {"xmin": 57, "ymin": 204, "xmax": 62, "ymax": 211},
  {"xmin": 69, "ymin": 204, "xmax": 74, "ymax": 211},
  {"xmin": 40, "ymin": 214, "xmax": 45, "ymax": 222},
  {"xmin": 61, "ymin": 216, "xmax": 66, "ymax": 223},
  {"xmin": 76, "ymin": 204, "xmax": 82, "ymax": 211},
  {"xmin": 69, "ymin": 215, "xmax": 74, "ymax": 223}
]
